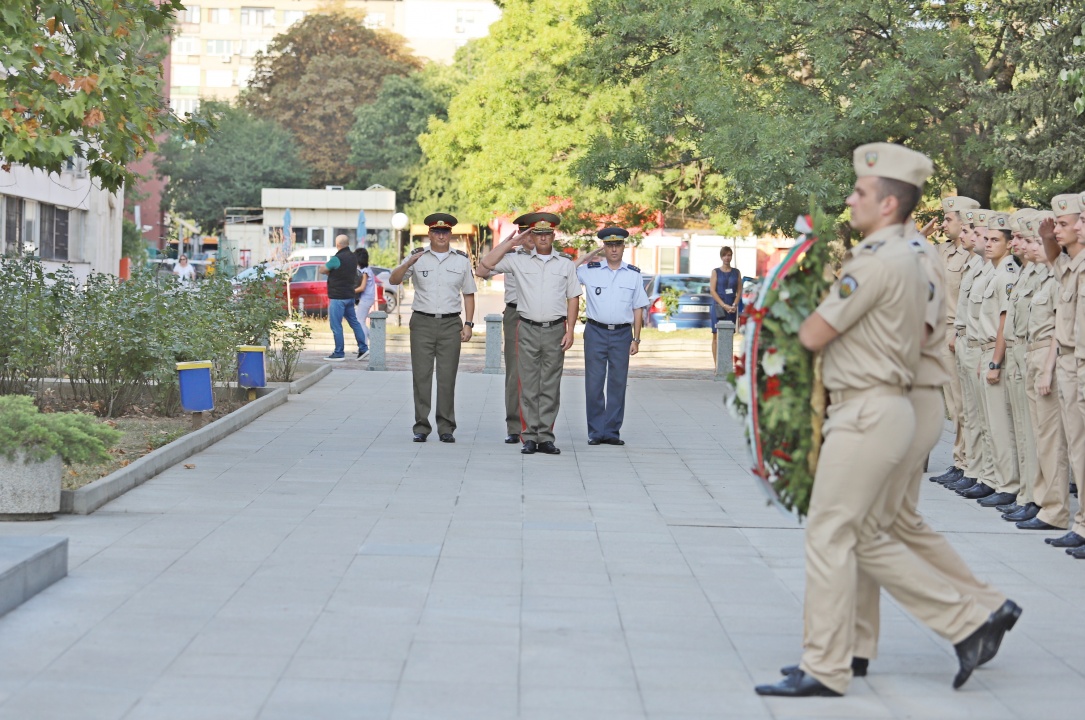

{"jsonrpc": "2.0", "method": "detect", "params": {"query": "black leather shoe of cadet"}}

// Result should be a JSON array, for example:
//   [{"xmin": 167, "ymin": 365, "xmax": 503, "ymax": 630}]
[
  {"xmin": 1045, "ymin": 531, "xmax": 1085, "ymax": 547},
  {"xmin": 932, "ymin": 466, "xmax": 963, "ymax": 484},
  {"xmin": 537, "ymin": 441, "xmax": 561, "ymax": 455},
  {"xmin": 1002, "ymin": 503, "xmax": 1038, "ymax": 522},
  {"xmin": 412, "ymin": 433, "xmax": 427, "ymax": 443},
  {"xmin": 961, "ymin": 483, "xmax": 995, "ymax": 499},
  {"xmin": 979, "ymin": 600, "xmax": 1022, "ymax": 666},
  {"xmin": 504, "ymin": 433, "xmax": 520, "ymax": 444},
  {"xmin": 521, "ymin": 440, "xmax": 538, "ymax": 455},
  {"xmin": 755, "ymin": 670, "xmax": 841, "ymax": 697},
  {"xmin": 1016, "ymin": 517, "xmax": 1060, "ymax": 530},
  {"xmin": 978, "ymin": 491, "xmax": 1018, "ymax": 508},
  {"xmin": 438, "ymin": 433, "xmax": 455, "ymax": 443},
  {"xmin": 780, "ymin": 657, "xmax": 867, "ymax": 678}
]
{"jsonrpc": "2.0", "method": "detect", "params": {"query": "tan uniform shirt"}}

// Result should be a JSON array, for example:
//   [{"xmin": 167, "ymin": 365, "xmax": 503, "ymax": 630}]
[
  {"xmin": 1053, "ymin": 251, "xmax": 1085, "ymax": 351},
  {"xmin": 492, "ymin": 250, "xmax": 582, "ymax": 322},
  {"xmin": 1026, "ymin": 266, "xmax": 1057, "ymax": 344},
  {"xmin": 966, "ymin": 260, "xmax": 995, "ymax": 341},
  {"xmin": 403, "ymin": 248, "xmax": 477, "ymax": 314},
  {"xmin": 909, "ymin": 234, "xmax": 951, "ymax": 387},
  {"xmin": 954, "ymin": 254, "xmax": 983, "ymax": 335},
  {"xmin": 939, "ymin": 241, "xmax": 970, "ymax": 327},
  {"xmin": 501, "ymin": 248, "xmax": 530, "ymax": 305},
  {"xmin": 977, "ymin": 255, "xmax": 1019, "ymax": 342},
  {"xmin": 816, "ymin": 225, "xmax": 925, "ymax": 392},
  {"xmin": 1074, "ymin": 254, "xmax": 1085, "ymax": 360},
  {"xmin": 1005, "ymin": 264, "xmax": 1039, "ymax": 343}
]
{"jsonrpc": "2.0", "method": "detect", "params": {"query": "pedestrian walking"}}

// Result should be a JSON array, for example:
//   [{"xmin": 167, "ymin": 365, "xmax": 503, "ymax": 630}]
[
  {"xmin": 388, "ymin": 213, "xmax": 477, "ymax": 443},
  {"xmin": 575, "ymin": 227, "xmax": 649, "ymax": 446},
  {"xmin": 318, "ymin": 235, "xmax": 368, "ymax": 362},
  {"xmin": 353, "ymin": 246, "xmax": 377, "ymax": 355}
]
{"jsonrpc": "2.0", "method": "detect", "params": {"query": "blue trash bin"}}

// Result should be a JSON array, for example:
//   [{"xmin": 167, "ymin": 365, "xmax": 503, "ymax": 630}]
[
  {"xmin": 237, "ymin": 345, "xmax": 267, "ymax": 389},
  {"xmin": 176, "ymin": 361, "xmax": 214, "ymax": 412}
]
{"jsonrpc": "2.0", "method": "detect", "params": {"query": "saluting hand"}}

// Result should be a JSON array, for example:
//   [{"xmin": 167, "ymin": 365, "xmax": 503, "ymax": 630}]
[
  {"xmin": 919, "ymin": 218, "xmax": 938, "ymax": 238},
  {"xmin": 1038, "ymin": 218, "xmax": 1056, "ymax": 242}
]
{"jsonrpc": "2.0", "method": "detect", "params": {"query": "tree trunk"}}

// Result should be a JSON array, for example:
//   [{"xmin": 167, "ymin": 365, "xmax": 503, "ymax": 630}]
[{"xmin": 954, "ymin": 166, "xmax": 993, "ymax": 209}]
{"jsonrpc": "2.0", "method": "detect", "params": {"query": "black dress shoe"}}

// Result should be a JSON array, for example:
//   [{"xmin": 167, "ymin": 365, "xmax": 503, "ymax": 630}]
[
  {"xmin": 504, "ymin": 433, "xmax": 520, "ymax": 444},
  {"xmin": 755, "ymin": 669, "xmax": 841, "ymax": 697},
  {"xmin": 439, "ymin": 433, "xmax": 455, "ymax": 443},
  {"xmin": 947, "ymin": 476, "xmax": 975, "ymax": 491},
  {"xmin": 587, "ymin": 438, "xmax": 602, "ymax": 446},
  {"xmin": 1002, "ymin": 503, "xmax": 1039, "ymax": 522},
  {"xmin": 978, "ymin": 491, "xmax": 1018, "ymax": 507},
  {"xmin": 1017, "ymin": 517, "xmax": 1061, "ymax": 531},
  {"xmin": 1069, "ymin": 545, "xmax": 1085, "ymax": 559},
  {"xmin": 1071, "ymin": 481, "xmax": 1078, "ymax": 497},
  {"xmin": 996, "ymin": 502, "xmax": 1020, "ymax": 514},
  {"xmin": 953, "ymin": 618, "xmax": 1003, "ymax": 689},
  {"xmin": 961, "ymin": 483, "xmax": 995, "ymax": 499},
  {"xmin": 537, "ymin": 441, "xmax": 561, "ymax": 455},
  {"xmin": 980, "ymin": 600, "xmax": 1022, "ymax": 666},
  {"xmin": 932, "ymin": 466, "xmax": 964, "ymax": 484},
  {"xmin": 603, "ymin": 437, "xmax": 625, "ymax": 446},
  {"xmin": 412, "ymin": 433, "xmax": 427, "ymax": 443},
  {"xmin": 781, "ymin": 657, "xmax": 867, "ymax": 678},
  {"xmin": 521, "ymin": 440, "xmax": 537, "ymax": 454},
  {"xmin": 1045, "ymin": 531, "xmax": 1085, "ymax": 547}
]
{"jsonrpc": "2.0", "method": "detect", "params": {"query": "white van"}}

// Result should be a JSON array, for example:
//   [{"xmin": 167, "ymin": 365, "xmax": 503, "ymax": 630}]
[{"xmin": 288, "ymin": 248, "xmax": 332, "ymax": 263}]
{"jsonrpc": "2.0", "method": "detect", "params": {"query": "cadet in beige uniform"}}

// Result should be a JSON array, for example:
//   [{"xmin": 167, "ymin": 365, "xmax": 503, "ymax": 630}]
[
  {"xmin": 1017, "ymin": 227, "xmax": 1071, "ymax": 530},
  {"xmin": 476, "ymin": 213, "xmax": 581, "ymax": 455},
  {"xmin": 1040, "ymin": 195, "xmax": 1085, "ymax": 550},
  {"xmin": 931, "ymin": 195, "xmax": 980, "ymax": 484},
  {"xmin": 500, "ymin": 214, "xmax": 536, "ymax": 444},
  {"xmin": 756, "ymin": 144, "xmax": 1007, "ymax": 698},
  {"xmin": 389, "ymin": 213, "xmax": 477, "ymax": 443}
]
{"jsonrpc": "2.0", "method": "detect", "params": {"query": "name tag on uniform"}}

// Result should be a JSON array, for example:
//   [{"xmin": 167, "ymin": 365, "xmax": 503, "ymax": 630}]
[{"xmin": 724, "ymin": 288, "xmax": 734, "ymax": 295}]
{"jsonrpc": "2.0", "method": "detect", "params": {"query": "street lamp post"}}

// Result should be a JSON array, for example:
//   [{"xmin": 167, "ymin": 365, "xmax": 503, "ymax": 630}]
[{"xmin": 391, "ymin": 212, "xmax": 410, "ymax": 327}]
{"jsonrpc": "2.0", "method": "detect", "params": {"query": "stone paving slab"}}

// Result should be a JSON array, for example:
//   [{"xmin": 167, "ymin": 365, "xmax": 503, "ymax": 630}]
[{"xmin": 0, "ymin": 369, "xmax": 1081, "ymax": 720}]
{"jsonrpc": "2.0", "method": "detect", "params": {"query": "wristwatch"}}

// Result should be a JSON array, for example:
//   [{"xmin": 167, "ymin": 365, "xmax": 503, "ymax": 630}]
[
  {"xmin": 632, "ymin": 338, "xmax": 641, "ymax": 344},
  {"xmin": 464, "ymin": 321, "xmax": 475, "ymax": 328},
  {"xmin": 989, "ymin": 361, "xmax": 1001, "ymax": 370}
]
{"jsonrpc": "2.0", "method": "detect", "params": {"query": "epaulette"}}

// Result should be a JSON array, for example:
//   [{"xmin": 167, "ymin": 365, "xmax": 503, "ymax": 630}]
[
  {"xmin": 1006, "ymin": 263, "xmax": 1016, "ymax": 274},
  {"xmin": 559, "ymin": 252, "xmax": 574, "ymax": 260},
  {"xmin": 453, "ymin": 249, "xmax": 468, "ymax": 258},
  {"xmin": 625, "ymin": 264, "xmax": 641, "ymax": 273},
  {"xmin": 860, "ymin": 240, "xmax": 886, "ymax": 253},
  {"xmin": 587, "ymin": 261, "xmax": 602, "ymax": 268},
  {"xmin": 908, "ymin": 237, "xmax": 924, "ymax": 250}
]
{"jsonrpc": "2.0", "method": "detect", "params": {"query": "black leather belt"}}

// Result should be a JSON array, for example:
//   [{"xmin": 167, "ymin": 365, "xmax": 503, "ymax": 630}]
[
  {"xmin": 519, "ymin": 316, "xmax": 565, "ymax": 328},
  {"xmin": 413, "ymin": 311, "xmax": 460, "ymax": 319},
  {"xmin": 506, "ymin": 303, "xmax": 517, "ymax": 309},
  {"xmin": 586, "ymin": 318, "xmax": 631, "ymax": 330}
]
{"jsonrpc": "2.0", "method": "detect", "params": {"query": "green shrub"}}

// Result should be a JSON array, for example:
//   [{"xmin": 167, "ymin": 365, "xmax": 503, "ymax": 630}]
[
  {"xmin": 0, "ymin": 395, "xmax": 121, "ymax": 464},
  {"xmin": 268, "ymin": 313, "xmax": 313, "ymax": 382}
]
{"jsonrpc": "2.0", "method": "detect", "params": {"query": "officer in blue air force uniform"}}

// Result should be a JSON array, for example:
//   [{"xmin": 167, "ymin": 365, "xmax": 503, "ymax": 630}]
[{"xmin": 576, "ymin": 227, "xmax": 650, "ymax": 445}]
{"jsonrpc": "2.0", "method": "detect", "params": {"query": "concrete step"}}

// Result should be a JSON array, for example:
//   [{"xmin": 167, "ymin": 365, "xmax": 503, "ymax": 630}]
[{"xmin": 0, "ymin": 536, "xmax": 67, "ymax": 617}]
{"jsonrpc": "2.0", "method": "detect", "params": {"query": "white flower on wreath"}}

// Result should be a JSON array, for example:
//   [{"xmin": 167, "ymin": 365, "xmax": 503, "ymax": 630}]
[
  {"xmin": 778, "ymin": 288, "xmax": 790, "ymax": 301},
  {"xmin": 762, "ymin": 349, "xmax": 786, "ymax": 377},
  {"xmin": 734, "ymin": 373, "xmax": 751, "ymax": 406}
]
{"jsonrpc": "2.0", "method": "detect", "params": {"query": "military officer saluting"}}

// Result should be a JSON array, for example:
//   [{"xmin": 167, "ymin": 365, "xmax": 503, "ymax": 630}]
[
  {"xmin": 476, "ymin": 212, "xmax": 581, "ymax": 455},
  {"xmin": 499, "ymin": 214, "xmax": 537, "ymax": 444},
  {"xmin": 389, "ymin": 213, "xmax": 477, "ymax": 443},
  {"xmin": 575, "ymin": 227, "xmax": 649, "ymax": 445}
]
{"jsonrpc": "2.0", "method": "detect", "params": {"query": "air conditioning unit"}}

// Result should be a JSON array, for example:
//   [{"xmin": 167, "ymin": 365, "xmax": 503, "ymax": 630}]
[{"xmin": 325, "ymin": 185, "xmax": 344, "ymax": 191}]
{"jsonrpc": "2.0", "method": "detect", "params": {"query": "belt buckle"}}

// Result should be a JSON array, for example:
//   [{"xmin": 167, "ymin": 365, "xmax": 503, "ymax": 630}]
[
  {"xmin": 435, "ymin": 313, "xmax": 445, "ymax": 319},
  {"xmin": 607, "ymin": 324, "xmax": 616, "ymax": 330}
]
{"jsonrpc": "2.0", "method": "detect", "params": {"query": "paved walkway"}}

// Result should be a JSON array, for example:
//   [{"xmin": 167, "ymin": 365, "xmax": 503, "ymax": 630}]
[{"xmin": 0, "ymin": 370, "xmax": 1082, "ymax": 720}]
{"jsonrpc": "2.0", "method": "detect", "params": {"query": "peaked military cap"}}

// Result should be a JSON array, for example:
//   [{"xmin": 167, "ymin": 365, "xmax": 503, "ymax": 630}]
[
  {"xmin": 1051, "ymin": 194, "xmax": 1084, "ymax": 217},
  {"xmin": 513, "ymin": 212, "xmax": 537, "ymax": 231},
  {"xmin": 941, "ymin": 196, "xmax": 979, "ymax": 213},
  {"xmin": 597, "ymin": 227, "xmax": 630, "ymax": 244},
  {"xmin": 424, "ymin": 213, "xmax": 457, "ymax": 230},
  {"xmin": 852, "ymin": 143, "xmax": 933, "ymax": 189},
  {"xmin": 528, "ymin": 212, "xmax": 561, "ymax": 234}
]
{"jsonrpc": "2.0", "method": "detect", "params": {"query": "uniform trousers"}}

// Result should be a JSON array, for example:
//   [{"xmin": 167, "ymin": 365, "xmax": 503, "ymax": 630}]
[
  {"xmin": 1072, "ymin": 359, "xmax": 1085, "ymax": 536},
  {"xmin": 1025, "ymin": 347, "xmax": 1070, "ymax": 528},
  {"xmin": 1005, "ymin": 345, "xmax": 1037, "ymax": 503},
  {"xmin": 854, "ymin": 388, "xmax": 1006, "ymax": 661},
  {"xmin": 502, "ymin": 303, "xmax": 521, "ymax": 436},
  {"xmin": 517, "ymin": 320, "xmax": 566, "ymax": 444},
  {"xmin": 1056, "ymin": 355, "xmax": 1085, "ymax": 535},
  {"xmin": 800, "ymin": 392, "xmax": 989, "ymax": 695},
  {"xmin": 957, "ymin": 342, "xmax": 996, "ymax": 482},
  {"xmin": 408, "ymin": 313, "xmax": 463, "ymax": 436},
  {"xmin": 943, "ymin": 336, "xmax": 967, "ymax": 468},
  {"xmin": 583, "ymin": 322, "xmax": 632, "ymax": 441},
  {"xmin": 978, "ymin": 348, "xmax": 1020, "ymax": 495}
]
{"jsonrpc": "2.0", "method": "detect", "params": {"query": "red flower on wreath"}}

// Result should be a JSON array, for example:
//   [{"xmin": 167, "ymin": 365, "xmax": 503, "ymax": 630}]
[
  {"xmin": 764, "ymin": 376, "xmax": 781, "ymax": 399},
  {"xmin": 734, "ymin": 356, "xmax": 745, "ymax": 377},
  {"xmin": 771, "ymin": 449, "xmax": 793, "ymax": 462}
]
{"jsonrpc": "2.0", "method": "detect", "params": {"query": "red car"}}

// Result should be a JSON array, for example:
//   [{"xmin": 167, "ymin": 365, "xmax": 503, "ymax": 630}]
[{"xmin": 286, "ymin": 261, "xmax": 385, "ymax": 315}]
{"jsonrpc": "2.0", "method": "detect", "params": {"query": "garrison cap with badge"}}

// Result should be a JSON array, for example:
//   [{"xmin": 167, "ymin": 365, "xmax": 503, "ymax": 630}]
[
  {"xmin": 987, "ymin": 212, "xmax": 1011, "ymax": 232},
  {"xmin": 852, "ymin": 142, "xmax": 934, "ymax": 187},
  {"xmin": 1051, "ymin": 194, "xmax": 1085, "ymax": 217},
  {"xmin": 1010, "ymin": 209, "xmax": 1038, "ymax": 235},
  {"xmin": 942, "ymin": 196, "xmax": 980, "ymax": 214},
  {"xmin": 424, "ymin": 212, "xmax": 458, "ymax": 230}
]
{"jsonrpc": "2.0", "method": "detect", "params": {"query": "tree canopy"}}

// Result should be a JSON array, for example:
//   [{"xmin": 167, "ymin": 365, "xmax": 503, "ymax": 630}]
[
  {"xmin": 0, "ymin": 0, "xmax": 207, "ymax": 192},
  {"xmin": 243, "ymin": 11, "xmax": 422, "ymax": 188}
]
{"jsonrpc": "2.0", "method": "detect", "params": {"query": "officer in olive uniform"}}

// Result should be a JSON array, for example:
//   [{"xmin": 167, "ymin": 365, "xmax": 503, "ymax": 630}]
[
  {"xmin": 576, "ymin": 227, "xmax": 650, "ymax": 445},
  {"xmin": 389, "ymin": 213, "xmax": 477, "ymax": 443},
  {"xmin": 500, "ymin": 214, "xmax": 537, "ymax": 444},
  {"xmin": 476, "ymin": 213, "xmax": 581, "ymax": 455}
]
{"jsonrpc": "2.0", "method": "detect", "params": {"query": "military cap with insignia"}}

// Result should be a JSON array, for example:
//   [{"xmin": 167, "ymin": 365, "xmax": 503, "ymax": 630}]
[
  {"xmin": 513, "ymin": 212, "xmax": 538, "ymax": 231},
  {"xmin": 424, "ymin": 212, "xmax": 458, "ymax": 230},
  {"xmin": 528, "ymin": 212, "xmax": 561, "ymax": 234},
  {"xmin": 1051, "ymin": 194, "xmax": 1084, "ymax": 217},
  {"xmin": 852, "ymin": 142, "xmax": 933, "ymax": 189},
  {"xmin": 986, "ymin": 212, "xmax": 1011, "ymax": 231},
  {"xmin": 1009, "ymin": 209, "xmax": 1037, "ymax": 235},
  {"xmin": 941, "ymin": 196, "xmax": 980, "ymax": 213},
  {"xmin": 964, "ymin": 209, "xmax": 991, "ymax": 226},
  {"xmin": 597, "ymin": 227, "xmax": 630, "ymax": 244}
]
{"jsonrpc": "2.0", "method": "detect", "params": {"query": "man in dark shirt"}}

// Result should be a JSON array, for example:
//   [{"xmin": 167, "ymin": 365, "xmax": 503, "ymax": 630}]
[{"xmin": 319, "ymin": 234, "xmax": 368, "ymax": 361}]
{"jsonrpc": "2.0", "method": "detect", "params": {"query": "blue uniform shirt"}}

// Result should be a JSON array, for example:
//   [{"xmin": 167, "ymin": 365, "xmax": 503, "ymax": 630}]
[{"xmin": 577, "ymin": 261, "xmax": 650, "ymax": 325}]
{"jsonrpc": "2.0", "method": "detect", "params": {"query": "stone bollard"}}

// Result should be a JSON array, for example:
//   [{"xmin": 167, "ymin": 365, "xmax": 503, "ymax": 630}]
[
  {"xmin": 368, "ymin": 311, "xmax": 388, "ymax": 371},
  {"xmin": 715, "ymin": 320, "xmax": 735, "ymax": 380},
  {"xmin": 484, "ymin": 313, "xmax": 503, "ymax": 374}
]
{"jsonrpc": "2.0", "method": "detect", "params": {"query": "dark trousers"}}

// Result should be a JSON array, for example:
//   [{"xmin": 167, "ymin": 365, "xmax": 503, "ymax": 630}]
[
  {"xmin": 583, "ymin": 322, "xmax": 632, "ymax": 441},
  {"xmin": 409, "ymin": 313, "xmax": 462, "ymax": 435},
  {"xmin": 503, "ymin": 303, "xmax": 521, "ymax": 435}
]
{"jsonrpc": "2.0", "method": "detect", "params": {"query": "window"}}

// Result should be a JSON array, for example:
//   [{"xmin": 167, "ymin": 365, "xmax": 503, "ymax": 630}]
[
  {"xmin": 170, "ymin": 97, "xmax": 200, "ymax": 116},
  {"xmin": 173, "ymin": 35, "xmax": 199, "ymax": 56},
  {"xmin": 309, "ymin": 228, "xmax": 325, "ymax": 247},
  {"xmin": 205, "ymin": 70, "xmax": 233, "ymax": 87},
  {"xmin": 659, "ymin": 275, "xmax": 711, "ymax": 294},
  {"xmin": 3, "ymin": 196, "xmax": 22, "ymax": 253},
  {"xmin": 182, "ymin": 5, "xmax": 201, "ymax": 23},
  {"xmin": 22, "ymin": 200, "xmax": 37, "ymax": 255},
  {"xmin": 207, "ymin": 8, "xmax": 230, "ymax": 24},
  {"xmin": 284, "ymin": 10, "xmax": 304, "ymax": 26},
  {"xmin": 205, "ymin": 39, "xmax": 235, "ymax": 57},
  {"xmin": 39, "ymin": 204, "xmax": 69, "ymax": 261},
  {"xmin": 240, "ymin": 39, "xmax": 269, "ymax": 57},
  {"xmin": 240, "ymin": 7, "xmax": 274, "ymax": 27},
  {"xmin": 456, "ymin": 9, "xmax": 479, "ymax": 24},
  {"xmin": 364, "ymin": 13, "xmax": 385, "ymax": 29},
  {"xmin": 235, "ymin": 66, "xmax": 254, "ymax": 87},
  {"xmin": 291, "ymin": 265, "xmax": 317, "ymax": 283},
  {"xmin": 172, "ymin": 64, "xmax": 200, "ymax": 86}
]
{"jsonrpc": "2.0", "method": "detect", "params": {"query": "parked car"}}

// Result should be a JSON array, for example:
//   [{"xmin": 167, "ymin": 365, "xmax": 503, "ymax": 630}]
[
  {"xmin": 231, "ymin": 261, "xmax": 385, "ymax": 316},
  {"xmin": 644, "ymin": 274, "xmax": 714, "ymax": 329}
]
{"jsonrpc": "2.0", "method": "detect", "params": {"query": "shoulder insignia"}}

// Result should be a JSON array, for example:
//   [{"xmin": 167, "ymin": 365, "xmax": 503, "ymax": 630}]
[
  {"xmin": 1006, "ymin": 264, "xmax": 1016, "ymax": 274},
  {"xmin": 860, "ymin": 240, "xmax": 885, "ymax": 253},
  {"xmin": 839, "ymin": 274, "xmax": 859, "ymax": 298},
  {"xmin": 559, "ymin": 252, "xmax": 573, "ymax": 260},
  {"xmin": 453, "ymin": 249, "xmax": 468, "ymax": 258},
  {"xmin": 909, "ymin": 238, "xmax": 923, "ymax": 249},
  {"xmin": 1006, "ymin": 283, "xmax": 1013, "ymax": 298},
  {"xmin": 625, "ymin": 264, "xmax": 641, "ymax": 273},
  {"xmin": 587, "ymin": 261, "xmax": 602, "ymax": 268},
  {"xmin": 410, "ymin": 247, "xmax": 425, "ymax": 256}
]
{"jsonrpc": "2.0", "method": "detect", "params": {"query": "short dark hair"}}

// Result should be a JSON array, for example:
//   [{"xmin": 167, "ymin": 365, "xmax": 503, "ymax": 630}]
[
  {"xmin": 875, "ymin": 177, "xmax": 922, "ymax": 222},
  {"xmin": 354, "ymin": 247, "xmax": 369, "ymax": 269},
  {"xmin": 720, "ymin": 246, "xmax": 733, "ymax": 258}
]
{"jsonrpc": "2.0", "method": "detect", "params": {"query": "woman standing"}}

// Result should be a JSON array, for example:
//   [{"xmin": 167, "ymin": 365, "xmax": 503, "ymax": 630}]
[
  {"xmin": 353, "ymin": 247, "xmax": 375, "ymax": 360},
  {"xmin": 709, "ymin": 246, "xmax": 741, "ymax": 367}
]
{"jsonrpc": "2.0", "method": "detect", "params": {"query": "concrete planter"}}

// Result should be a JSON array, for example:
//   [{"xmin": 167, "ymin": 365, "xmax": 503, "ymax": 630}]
[{"xmin": 0, "ymin": 452, "xmax": 62, "ymax": 520}]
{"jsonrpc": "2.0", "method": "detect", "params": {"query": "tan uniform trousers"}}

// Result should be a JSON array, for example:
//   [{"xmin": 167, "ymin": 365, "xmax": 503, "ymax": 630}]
[
  {"xmin": 854, "ymin": 387, "xmax": 1006, "ymax": 661},
  {"xmin": 800, "ymin": 392, "xmax": 989, "ymax": 695},
  {"xmin": 1006, "ymin": 345, "xmax": 1038, "ymax": 503},
  {"xmin": 943, "ymin": 337, "xmax": 967, "ymax": 468},
  {"xmin": 409, "ymin": 313, "xmax": 463, "ymax": 436},
  {"xmin": 1057, "ymin": 355, "xmax": 1085, "ymax": 535},
  {"xmin": 502, "ymin": 303, "xmax": 521, "ymax": 436},
  {"xmin": 957, "ymin": 342, "xmax": 996, "ymax": 482},
  {"xmin": 1073, "ymin": 359, "xmax": 1085, "ymax": 536},
  {"xmin": 517, "ymin": 320, "xmax": 566, "ymax": 444},
  {"xmin": 979, "ymin": 348, "xmax": 1020, "ymax": 495},
  {"xmin": 1025, "ymin": 348, "xmax": 1070, "ymax": 528}
]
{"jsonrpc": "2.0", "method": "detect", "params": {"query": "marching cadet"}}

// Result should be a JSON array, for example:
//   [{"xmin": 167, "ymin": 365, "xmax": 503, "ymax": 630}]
[
  {"xmin": 476, "ymin": 212, "xmax": 581, "ymax": 455},
  {"xmin": 388, "ymin": 213, "xmax": 477, "ymax": 443},
  {"xmin": 756, "ymin": 143, "xmax": 1010, "ymax": 698},
  {"xmin": 931, "ymin": 195, "xmax": 981, "ymax": 485},
  {"xmin": 575, "ymin": 227, "xmax": 650, "ymax": 446},
  {"xmin": 1017, "ymin": 221, "xmax": 1071, "ymax": 530},
  {"xmin": 499, "ymin": 214, "xmax": 537, "ymax": 444},
  {"xmin": 1039, "ymin": 194, "xmax": 1085, "ymax": 551}
]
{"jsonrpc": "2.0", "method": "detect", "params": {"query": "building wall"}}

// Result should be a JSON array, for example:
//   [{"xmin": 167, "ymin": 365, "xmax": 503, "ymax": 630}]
[{"xmin": 0, "ymin": 164, "xmax": 124, "ymax": 278}]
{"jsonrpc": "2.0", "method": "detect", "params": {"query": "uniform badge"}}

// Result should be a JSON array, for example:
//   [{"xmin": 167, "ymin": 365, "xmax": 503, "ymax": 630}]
[
  {"xmin": 1006, "ymin": 283, "xmax": 1013, "ymax": 298},
  {"xmin": 965, "ymin": 211, "xmax": 974, "ymax": 221},
  {"xmin": 839, "ymin": 275, "xmax": 859, "ymax": 298},
  {"xmin": 421, "ymin": 270, "xmax": 429, "ymax": 277},
  {"xmin": 595, "ymin": 287, "xmax": 602, "ymax": 295},
  {"xmin": 947, "ymin": 198, "xmax": 955, "ymax": 208},
  {"xmin": 865, "ymin": 151, "xmax": 878, "ymax": 167},
  {"xmin": 997, "ymin": 216, "xmax": 1007, "ymax": 228},
  {"xmin": 1058, "ymin": 199, "xmax": 1068, "ymax": 211}
]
